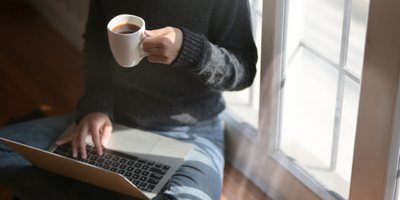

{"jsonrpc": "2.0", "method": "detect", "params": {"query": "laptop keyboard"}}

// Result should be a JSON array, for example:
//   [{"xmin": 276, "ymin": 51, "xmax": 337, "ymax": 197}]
[{"xmin": 53, "ymin": 143, "xmax": 171, "ymax": 192}]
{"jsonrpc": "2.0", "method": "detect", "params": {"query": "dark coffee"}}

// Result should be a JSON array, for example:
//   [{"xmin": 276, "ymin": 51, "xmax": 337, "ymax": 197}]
[{"xmin": 112, "ymin": 23, "xmax": 140, "ymax": 34}]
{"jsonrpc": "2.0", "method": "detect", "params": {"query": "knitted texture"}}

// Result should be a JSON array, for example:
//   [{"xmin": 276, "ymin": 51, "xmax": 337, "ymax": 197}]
[{"xmin": 76, "ymin": 0, "xmax": 258, "ymax": 125}]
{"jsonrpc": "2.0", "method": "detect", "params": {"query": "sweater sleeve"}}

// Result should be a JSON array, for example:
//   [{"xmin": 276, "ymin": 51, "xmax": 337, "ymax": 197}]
[
  {"xmin": 75, "ymin": 0, "xmax": 115, "ymax": 123},
  {"xmin": 172, "ymin": 0, "xmax": 258, "ymax": 91}
]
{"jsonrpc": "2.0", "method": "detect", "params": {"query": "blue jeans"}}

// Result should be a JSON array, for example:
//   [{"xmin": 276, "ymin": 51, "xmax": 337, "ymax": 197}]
[{"xmin": 0, "ymin": 113, "xmax": 225, "ymax": 200}]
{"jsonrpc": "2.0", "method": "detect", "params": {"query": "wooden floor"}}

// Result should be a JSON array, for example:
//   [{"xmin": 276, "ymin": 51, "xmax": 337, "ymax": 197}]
[{"xmin": 0, "ymin": 0, "xmax": 272, "ymax": 199}]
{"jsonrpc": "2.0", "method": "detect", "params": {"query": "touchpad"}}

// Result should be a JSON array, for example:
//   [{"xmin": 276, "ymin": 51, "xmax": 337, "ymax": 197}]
[{"xmin": 85, "ymin": 124, "xmax": 161, "ymax": 154}]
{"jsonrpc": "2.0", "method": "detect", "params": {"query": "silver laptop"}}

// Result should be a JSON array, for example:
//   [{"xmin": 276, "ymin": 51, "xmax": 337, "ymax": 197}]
[{"xmin": 0, "ymin": 123, "xmax": 193, "ymax": 200}]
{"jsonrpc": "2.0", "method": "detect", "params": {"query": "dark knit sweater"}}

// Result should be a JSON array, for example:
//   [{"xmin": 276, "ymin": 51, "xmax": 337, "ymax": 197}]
[{"xmin": 76, "ymin": 0, "xmax": 258, "ymax": 125}]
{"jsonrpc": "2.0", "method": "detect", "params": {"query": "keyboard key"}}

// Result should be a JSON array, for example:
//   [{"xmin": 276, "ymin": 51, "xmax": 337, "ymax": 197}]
[
  {"xmin": 112, "ymin": 163, "xmax": 120, "ymax": 167},
  {"xmin": 65, "ymin": 153, "xmax": 73, "ymax": 159},
  {"xmin": 89, "ymin": 150, "xmax": 98, "ymax": 156},
  {"xmin": 58, "ymin": 146, "xmax": 69, "ymax": 152},
  {"xmin": 142, "ymin": 165, "xmax": 150, "ymax": 170},
  {"xmin": 112, "ymin": 157, "xmax": 120, "ymax": 162},
  {"xmin": 103, "ymin": 165, "xmax": 110, "ymax": 170},
  {"xmin": 125, "ymin": 172, "xmax": 133, "ymax": 177},
  {"xmin": 105, "ymin": 154, "xmax": 112, "ymax": 159},
  {"xmin": 127, "ymin": 161, "xmax": 134, "ymax": 166},
  {"xmin": 117, "ymin": 170, "xmax": 125, "ymax": 174},
  {"xmin": 119, "ymin": 165, "xmax": 127, "ymax": 169},
  {"xmin": 127, "ymin": 167, "xmax": 134, "ymax": 171},
  {"xmin": 134, "ymin": 163, "xmax": 142, "ymax": 168},
  {"xmin": 89, "ymin": 161, "xmax": 96, "ymax": 165},
  {"xmin": 53, "ymin": 149, "xmax": 61, "ymax": 154},
  {"xmin": 132, "ymin": 174, "xmax": 140, "ymax": 179},
  {"xmin": 154, "ymin": 163, "xmax": 163, "ymax": 168},
  {"xmin": 97, "ymin": 158, "xmax": 105, "ymax": 163},
  {"xmin": 141, "ymin": 187, "xmax": 152, "ymax": 192},
  {"xmin": 149, "ymin": 167, "xmax": 166, "ymax": 175},
  {"xmin": 132, "ymin": 180, "xmax": 140, "ymax": 186},
  {"xmin": 162, "ymin": 165, "xmax": 170, "ymax": 170},
  {"xmin": 90, "ymin": 156, "xmax": 98, "ymax": 161},
  {"xmin": 120, "ymin": 159, "xmax": 127, "ymax": 163},
  {"xmin": 59, "ymin": 152, "xmax": 67, "ymax": 157},
  {"xmin": 139, "ymin": 177, "xmax": 148, "ymax": 182},
  {"xmin": 134, "ymin": 169, "xmax": 142, "ymax": 174},
  {"xmin": 141, "ymin": 171, "xmax": 149, "ymax": 176},
  {"xmin": 110, "ymin": 168, "xmax": 118, "ymax": 172},
  {"xmin": 105, "ymin": 160, "xmax": 112, "ymax": 165},
  {"xmin": 147, "ymin": 161, "xmax": 155, "ymax": 166},
  {"xmin": 137, "ymin": 158, "xmax": 147, "ymax": 164},
  {"xmin": 147, "ymin": 184, "xmax": 156, "ymax": 190},
  {"xmin": 95, "ymin": 163, "xmax": 103, "ymax": 168},
  {"xmin": 139, "ymin": 182, "xmax": 148, "ymax": 187},
  {"xmin": 147, "ymin": 179, "xmax": 159, "ymax": 185},
  {"xmin": 85, "ymin": 149, "xmax": 92, "ymax": 155},
  {"xmin": 149, "ymin": 173, "xmax": 163, "ymax": 180}
]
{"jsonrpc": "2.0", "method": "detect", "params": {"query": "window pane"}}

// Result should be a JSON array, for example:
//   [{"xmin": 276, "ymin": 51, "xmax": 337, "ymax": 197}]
[
  {"xmin": 281, "ymin": 47, "xmax": 338, "ymax": 169},
  {"xmin": 303, "ymin": 0, "xmax": 344, "ymax": 63},
  {"xmin": 336, "ymin": 77, "xmax": 360, "ymax": 184},
  {"xmin": 279, "ymin": 0, "xmax": 369, "ymax": 199},
  {"xmin": 346, "ymin": 0, "xmax": 369, "ymax": 76}
]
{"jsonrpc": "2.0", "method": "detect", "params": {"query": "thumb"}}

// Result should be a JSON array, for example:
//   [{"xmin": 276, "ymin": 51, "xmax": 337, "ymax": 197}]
[
  {"xmin": 144, "ymin": 28, "xmax": 169, "ymax": 38},
  {"xmin": 101, "ymin": 124, "xmax": 112, "ymax": 147}
]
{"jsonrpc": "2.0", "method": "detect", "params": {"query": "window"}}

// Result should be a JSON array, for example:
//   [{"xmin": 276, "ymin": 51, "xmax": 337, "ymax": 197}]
[
  {"xmin": 277, "ymin": 0, "xmax": 369, "ymax": 198},
  {"xmin": 224, "ymin": 0, "xmax": 400, "ymax": 199}
]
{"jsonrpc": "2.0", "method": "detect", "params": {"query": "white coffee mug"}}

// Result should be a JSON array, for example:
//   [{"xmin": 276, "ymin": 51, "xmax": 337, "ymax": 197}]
[{"xmin": 107, "ymin": 14, "xmax": 148, "ymax": 67}]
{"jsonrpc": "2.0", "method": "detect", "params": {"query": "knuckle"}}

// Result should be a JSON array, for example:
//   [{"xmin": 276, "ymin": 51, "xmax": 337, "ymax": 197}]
[
  {"xmin": 159, "ymin": 39, "xmax": 168, "ymax": 47},
  {"xmin": 161, "ymin": 37, "xmax": 172, "ymax": 46}
]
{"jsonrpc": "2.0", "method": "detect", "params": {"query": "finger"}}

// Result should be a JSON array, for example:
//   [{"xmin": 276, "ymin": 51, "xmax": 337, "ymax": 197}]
[
  {"xmin": 144, "ymin": 27, "xmax": 171, "ymax": 38},
  {"xmin": 143, "ymin": 46, "xmax": 163, "ymax": 55},
  {"xmin": 90, "ymin": 123, "xmax": 103, "ymax": 156},
  {"xmin": 143, "ymin": 37, "xmax": 171, "ymax": 49},
  {"xmin": 70, "ymin": 130, "xmax": 79, "ymax": 158},
  {"xmin": 77, "ymin": 126, "xmax": 88, "ymax": 159},
  {"xmin": 147, "ymin": 55, "xmax": 172, "ymax": 65},
  {"xmin": 101, "ymin": 122, "xmax": 113, "ymax": 147}
]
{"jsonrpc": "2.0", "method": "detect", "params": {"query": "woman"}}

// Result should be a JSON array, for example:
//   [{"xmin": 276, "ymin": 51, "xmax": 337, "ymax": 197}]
[{"xmin": 0, "ymin": 0, "xmax": 257, "ymax": 199}]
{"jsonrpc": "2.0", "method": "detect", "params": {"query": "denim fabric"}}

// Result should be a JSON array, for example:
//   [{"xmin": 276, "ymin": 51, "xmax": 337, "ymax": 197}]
[{"xmin": 0, "ymin": 113, "xmax": 225, "ymax": 200}]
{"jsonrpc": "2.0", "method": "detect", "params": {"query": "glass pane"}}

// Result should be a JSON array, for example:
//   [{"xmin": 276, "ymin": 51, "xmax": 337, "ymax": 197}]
[
  {"xmin": 303, "ymin": 0, "xmax": 344, "ymax": 63},
  {"xmin": 336, "ymin": 77, "xmax": 360, "ymax": 184},
  {"xmin": 281, "ymin": 48, "xmax": 338, "ymax": 167},
  {"xmin": 346, "ymin": 0, "xmax": 369, "ymax": 76},
  {"xmin": 279, "ymin": 0, "xmax": 369, "ymax": 199}
]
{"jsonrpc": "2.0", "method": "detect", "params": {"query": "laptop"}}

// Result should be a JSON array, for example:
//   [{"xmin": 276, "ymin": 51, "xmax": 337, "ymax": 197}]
[{"xmin": 0, "ymin": 123, "xmax": 193, "ymax": 200}]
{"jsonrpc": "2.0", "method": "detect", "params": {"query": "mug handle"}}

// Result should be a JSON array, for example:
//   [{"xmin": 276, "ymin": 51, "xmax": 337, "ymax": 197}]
[{"xmin": 140, "ymin": 32, "xmax": 149, "ymax": 59}]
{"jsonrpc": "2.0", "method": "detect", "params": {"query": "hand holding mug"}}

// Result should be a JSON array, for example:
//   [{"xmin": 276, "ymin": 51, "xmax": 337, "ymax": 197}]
[{"xmin": 143, "ymin": 27, "xmax": 183, "ymax": 65}]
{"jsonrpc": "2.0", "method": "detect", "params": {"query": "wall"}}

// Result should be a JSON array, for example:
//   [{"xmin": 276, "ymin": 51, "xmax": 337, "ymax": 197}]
[{"xmin": 25, "ymin": 0, "xmax": 89, "ymax": 51}]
